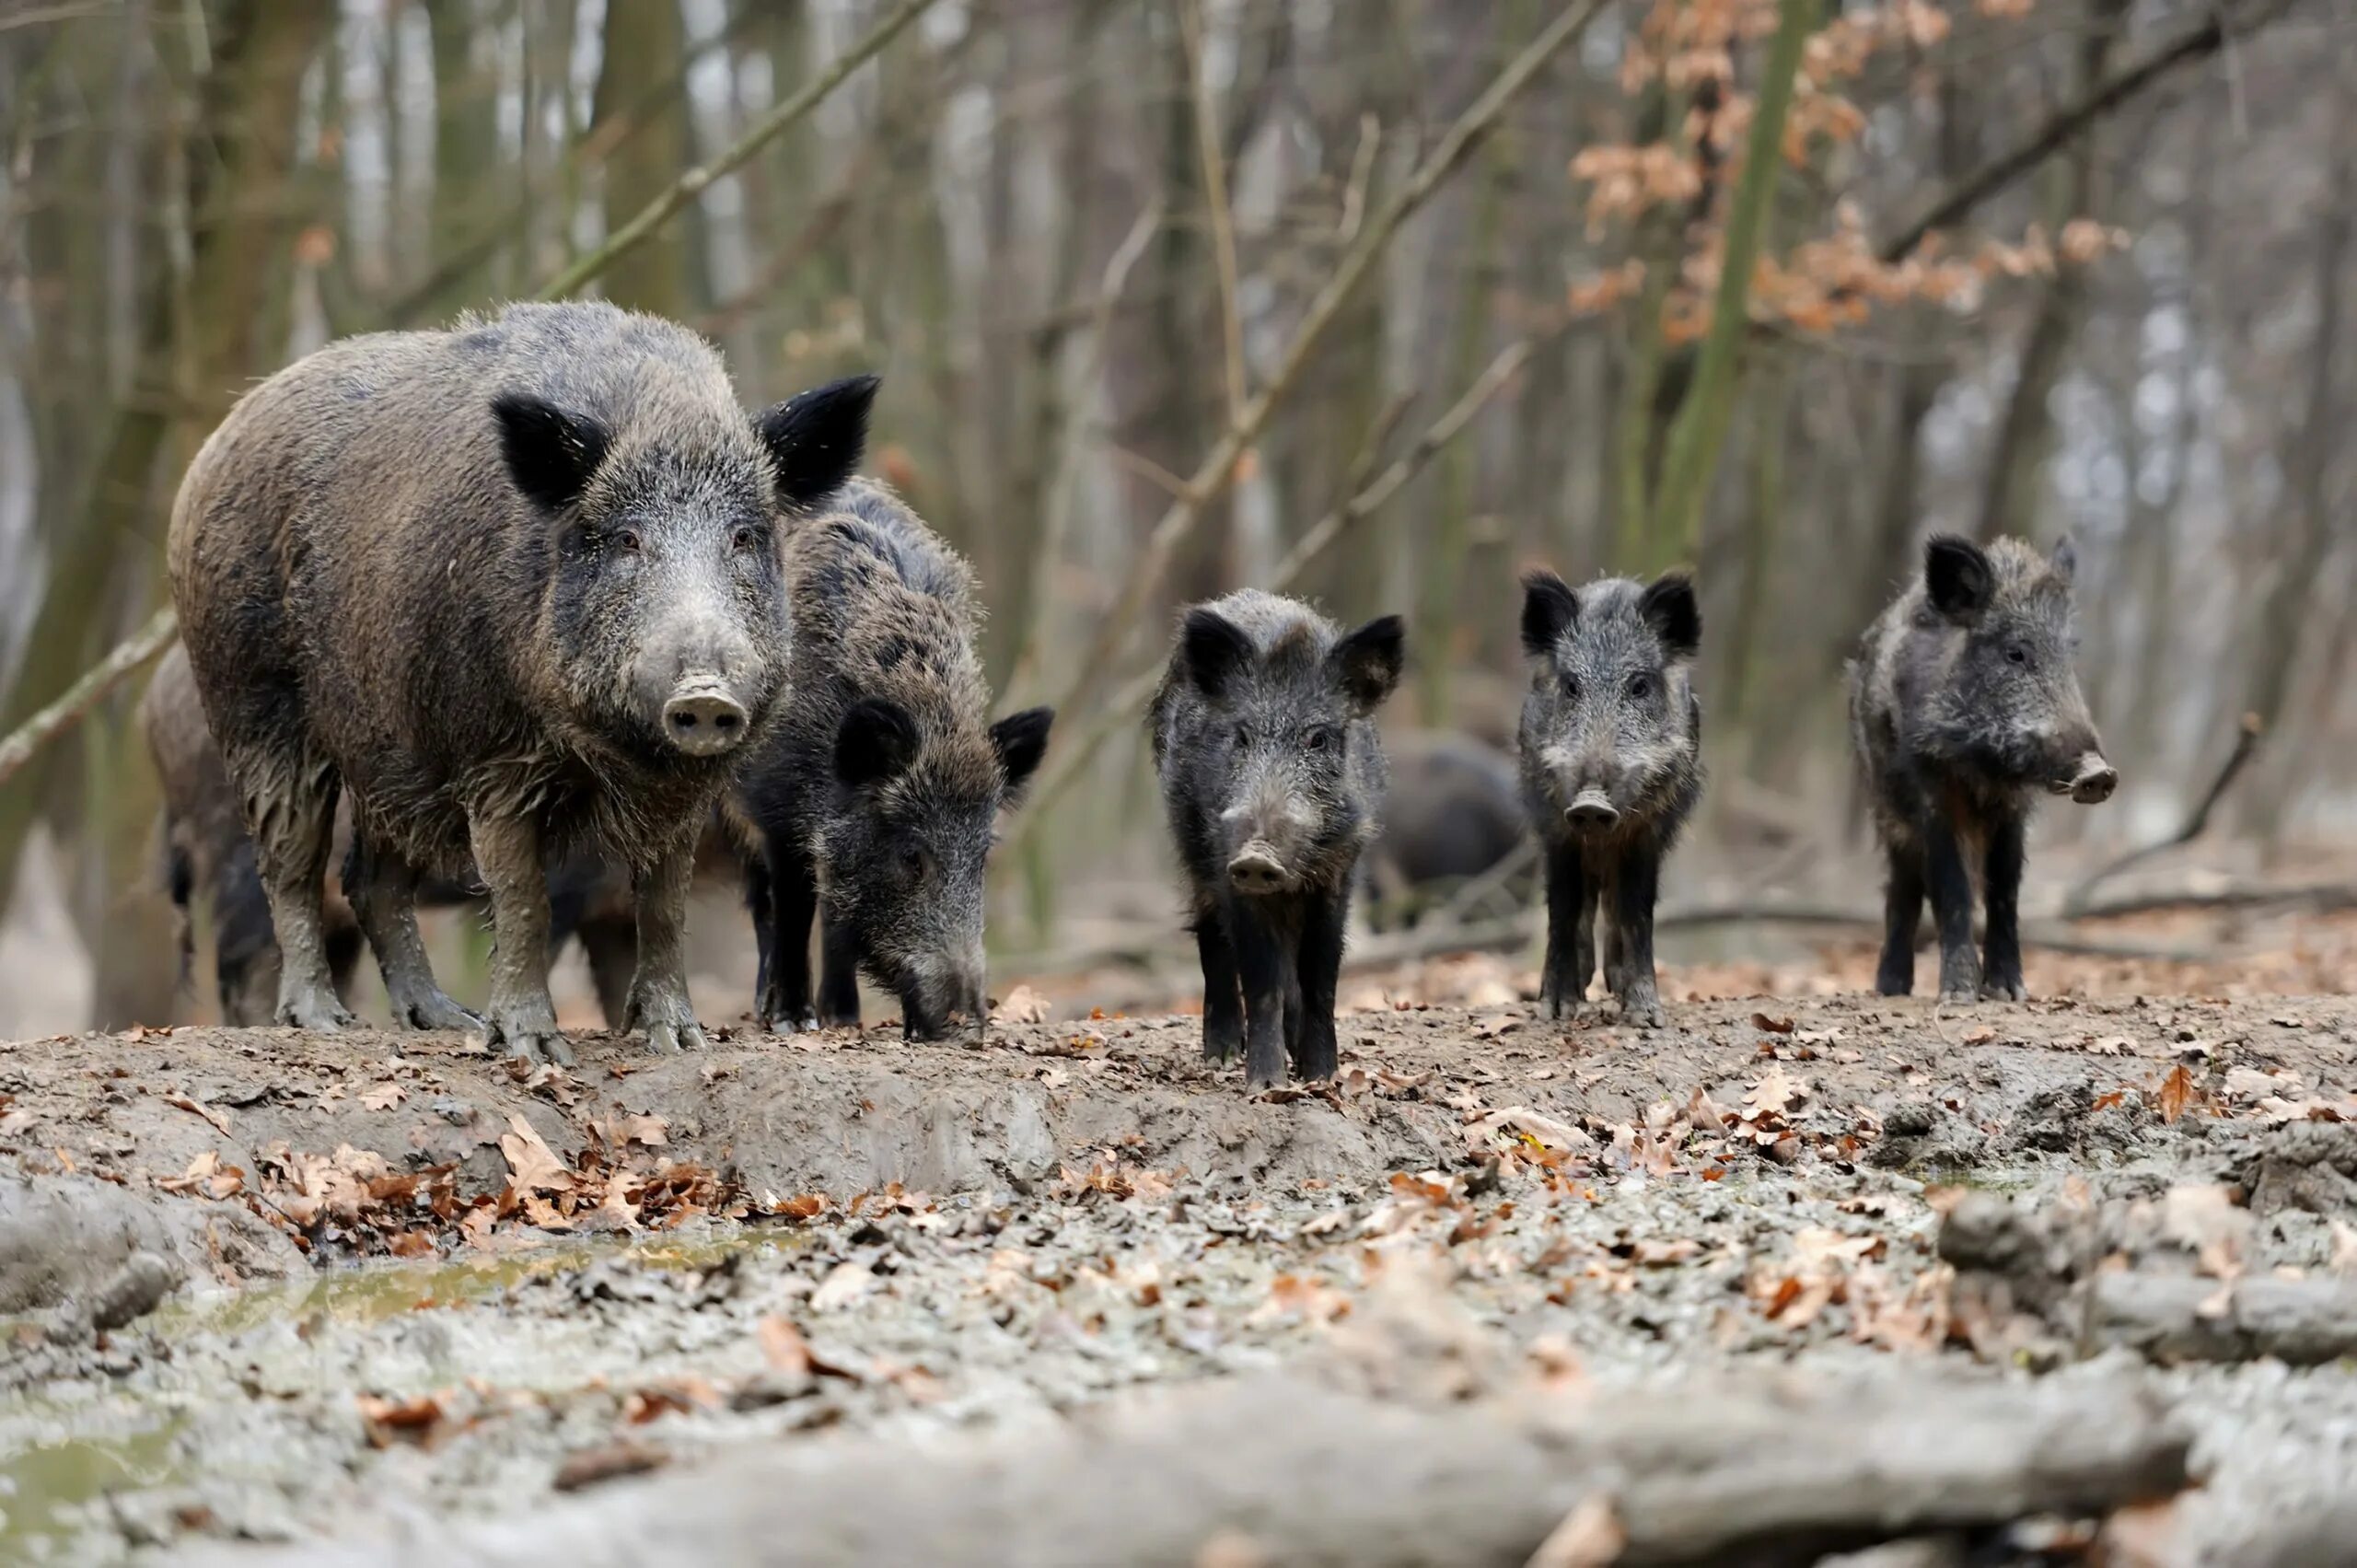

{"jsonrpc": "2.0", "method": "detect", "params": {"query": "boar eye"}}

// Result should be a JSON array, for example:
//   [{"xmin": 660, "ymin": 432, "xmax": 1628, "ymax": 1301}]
[
  {"xmin": 1625, "ymin": 672, "xmax": 1653, "ymax": 700},
  {"xmin": 1233, "ymin": 724, "xmax": 1252, "ymax": 749},
  {"xmin": 1561, "ymin": 675, "xmax": 1581, "ymax": 702},
  {"xmin": 731, "ymin": 524, "xmax": 760, "ymax": 552},
  {"xmin": 2005, "ymin": 645, "xmax": 2029, "ymax": 667},
  {"xmin": 1304, "ymin": 726, "xmax": 1334, "ymax": 753},
  {"xmin": 898, "ymin": 843, "xmax": 926, "ymax": 879},
  {"xmin": 614, "ymin": 528, "xmax": 643, "ymax": 553}
]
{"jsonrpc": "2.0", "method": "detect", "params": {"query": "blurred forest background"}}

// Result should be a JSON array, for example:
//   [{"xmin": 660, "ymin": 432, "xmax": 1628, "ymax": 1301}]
[{"xmin": 2, "ymin": 0, "xmax": 2352, "ymax": 1035}]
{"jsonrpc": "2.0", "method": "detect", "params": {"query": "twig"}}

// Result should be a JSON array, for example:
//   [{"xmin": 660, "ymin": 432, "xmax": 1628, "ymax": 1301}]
[
  {"xmin": 1009, "ymin": 329, "xmax": 1541, "ymax": 841},
  {"xmin": 535, "ymin": 0, "xmax": 938, "ymax": 302},
  {"xmin": 1179, "ymin": 0, "xmax": 1248, "ymax": 427},
  {"xmin": 2066, "ymin": 713, "xmax": 2264, "ymax": 910},
  {"xmin": 0, "ymin": 605, "xmax": 177, "ymax": 790},
  {"xmin": 1004, "ymin": 200, "xmax": 1165, "ymax": 703},
  {"xmin": 1046, "ymin": 0, "xmax": 1608, "ymax": 731},
  {"xmin": 1338, "ymin": 112, "xmax": 1380, "ymax": 245},
  {"xmin": 1877, "ymin": 2, "xmax": 2286, "ymax": 264},
  {"xmin": 1433, "ymin": 837, "xmax": 1539, "ymax": 924}
]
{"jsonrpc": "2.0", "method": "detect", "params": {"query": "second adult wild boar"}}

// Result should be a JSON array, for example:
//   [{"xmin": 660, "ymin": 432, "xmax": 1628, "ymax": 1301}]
[
  {"xmin": 1517, "ymin": 570, "xmax": 1703, "ymax": 1028},
  {"xmin": 168, "ymin": 301, "xmax": 875, "ymax": 1062},
  {"xmin": 1152, "ymin": 591, "xmax": 1404, "ymax": 1086},
  {"xmin": 733, "ymin": 481, "xmax": 1051, "ymax": 1040},
  {"xmin": 1851, "ymin": 534, "xmax": 2117, "ymax": 1002}
]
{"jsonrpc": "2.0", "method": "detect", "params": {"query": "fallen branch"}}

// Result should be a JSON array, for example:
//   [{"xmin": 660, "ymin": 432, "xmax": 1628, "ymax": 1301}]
[
  {"xmin": 217, "ymin": 1369, "xmax": 2190, "ymax": 1568},
  {"xmin": 2085, "ymin": 1273, "xmax": 2357, "ymax": 1367},
  {"xmin": 2066, "ymin": 713, "xmax": 2264, "ymax": 910},
  {"xmin": 0, "ymin": 604, "xmax": 177, "ymax": 790}
]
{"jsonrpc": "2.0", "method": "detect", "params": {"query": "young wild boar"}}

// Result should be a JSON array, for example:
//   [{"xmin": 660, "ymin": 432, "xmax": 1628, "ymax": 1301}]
[
  {"xmin": 1517, "ymin": 570, "xmax": 1703, "ymax": 1028},
  {"xmin": 1851, "ymin": 534, "xmax": 2118, "ymax": 1002},
  {"xmin": 1152, "ymin": 592, "xmax": 1404, "ymax": 1086},
  {"xmin": 1361, "ymin": 731, "xmax": 1531, "ymax": 931},
  {"xmin": 168, "ymin": 301, "xmax": 874, "ymax": 1062},
  {"xmin": 732, "ymin": 481, "xmax": 1051, "ymax": 1040}
]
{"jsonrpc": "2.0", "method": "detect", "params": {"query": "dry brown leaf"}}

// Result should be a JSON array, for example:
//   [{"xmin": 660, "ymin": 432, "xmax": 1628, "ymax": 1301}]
[
  {"xmin": 500, "ymin": 1113, "xmax": 574, "ymax": 1193},
  {"xmin": 2154, "ymin": 1063, "xmax": 2197, "ymax": 1124},
  {"xmin": 810, "ymin": 1260, "xmax": 877, "ymax": 1313},
  {"xmin": 163, "ymin": 1093, "xmax": 232, "ymax": 1137},
  {"xmin": 758, "ymin": 1315, "xmax": 813, "ymax": 1376},
  {"xmin": 157, "ymin": 1150, "xmax": 243, "ymax": 1201},
  {"xmin": 1526, "ymin": 1494, "xmax": 1626, "ymax": 1568},
  {"xmin": 361, "ymin": 1082, "xmax": 405, "ymax": 1112},
  {"xmin": 992, "ymin": 984, "xmax": 1053, "ymax": 1025},
  {"xmin": 1745, "ymin": 1064, "xmax": 1805, "ymax": 1116},
  {"xmin": 357, "ymin": 1392, "xmax": 447, "ymax": 1447},
  {"xmin": 553, "ymin": 1440, "xmax": 668, "ymax": 1493},
  {"xmin": 1750, "ymin": 1012, "xmax": 1795, "ymax": 1035}
]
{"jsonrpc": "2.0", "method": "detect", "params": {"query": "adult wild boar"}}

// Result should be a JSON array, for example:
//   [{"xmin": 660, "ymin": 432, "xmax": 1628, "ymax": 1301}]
[
  {"xmin": 168, "ymin": 301, "xmax": 874, "ymax": 1062},
  {"xmin": 1851, "ymin": 534, "xmax": 2117, "ymax": 1003},
  {"xmin": 733, "ymin": 481, "xmax": 1051, "ymax": 1040},
  {"xmin": 1152, "ymin": 591, "xmax": 1404, "ymax": 1086},
  {"xmin": 1517, "ymin": 569, "xmax": 1703, "ymax": 1028}
]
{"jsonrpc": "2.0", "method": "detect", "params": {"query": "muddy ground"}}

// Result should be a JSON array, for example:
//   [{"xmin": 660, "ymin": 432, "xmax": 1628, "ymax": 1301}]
[{"xmin": 1, "ymin": 970, "xmax": 2354, "ymax": 1564}]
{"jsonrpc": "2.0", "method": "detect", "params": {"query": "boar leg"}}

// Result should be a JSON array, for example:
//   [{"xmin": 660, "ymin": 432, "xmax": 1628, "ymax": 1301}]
[
  {"xmin": 624, "ymin": 829, "xmax": 706, "ymax": 1055},
  {"xmin": 1875, "ymin": 844, "xmax": 1925, "ymax": 996},
  {"xmin": 1922, "ymin": 812, "xmax": 1981, "ymax": 1004},
  {"xmin": 756, "ymin": 836, "xmax": 820, "ymax": 1032},
  {"xmin": 1293, "ymin": 888, "xmax": 1347, "ymax": 1081},
  {"xmin": 242, "ymin": 752, "xmax": 354, "ymax": 1031},
  {"xmin": 818, "ymin": 914, "xmax": 863, "ymax": 1029},
  {"xmin": 1538, "ymin": 842, "xmax": 1591, "ymax": 1020},
  {"xmin": 1980, "ymin": 811, "xmax": 2028, "ymax": 1002},
  {"xmin": 1193, "ymin": 913, "xmax": 1244, "ymax": 1063},
  {"xmin": 347, "ymin": 837, "xmax": 482, "ymax": 1031},
  {"xmin": 1608, "ymin": 843, "xmax": 1665, "ymax": 1029},
  {"xmin": 1225, "ymin": 898, "xmax": 1290, "ymax": 1087},
  {"xmin": 467, "ymin": 813, "xmax": 569, "ymax": 1065}
]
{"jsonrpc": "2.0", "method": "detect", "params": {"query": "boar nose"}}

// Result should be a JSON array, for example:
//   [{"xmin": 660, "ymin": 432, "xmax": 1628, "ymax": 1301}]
[
  {"xmin": 2070, "ymin": 754, "xmax": 2119, "ymax": 805},
  {"xmin": 1227, "ymin": 842, "xmax": 1291, "ymax": 895},
  {"xmin": 660, "ymin": 683, "xmax": 749, "ymax": 757},
  {"xmin": 1563, "ymin": 789, "xmax": 1620, "ymax": 834}
]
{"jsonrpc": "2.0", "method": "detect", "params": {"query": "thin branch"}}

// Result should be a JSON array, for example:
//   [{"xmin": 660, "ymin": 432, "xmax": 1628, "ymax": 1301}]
[
  {"xmin": 1048, "ymin": 0, "xmax": 1608, "ymax": 730},
  {"xmin": 2065, "ymin": 712, "xmax": 2266, "ymax": 909},
  {"xmin": 535, "ymin": 0, "xmax": 938, "ymax": 302},
  {"xmin": 1180, "ymin": 0, "xmax": 1248, "ymax": 427},
  {"xmin": 1005, "ymin": 200, "xmax": 1166, "ymax": 703},
  {"xmin": 1338, "ymin": 112, "xmax": 1380, "ymax": 245},
  {"xmin": 1876, "ymin": 4, "xmax": 2282, "ymax": 265},
  {"xmin": 1009, "ymin": 331, "xmax": 1540, "ymax": 843},
  {"xmin": 0, "ymin": 605, "xmax": 177, "ymax": 789}
]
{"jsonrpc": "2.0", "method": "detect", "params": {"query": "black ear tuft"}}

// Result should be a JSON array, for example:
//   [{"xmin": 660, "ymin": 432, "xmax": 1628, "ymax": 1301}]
[
  {"xmin": 1179, "ymin": 609, "xmax": 1255, "ymax": 701},
  {"xmin": 756, "ymin": 374, "xmax": 879, "ymax": 512},
  {"xmin": 2049, "ymin": 534, "xmax": 2078, "ymax": 583},
  {"xmin": 1639, "ymin": 570, "xmax": 1702, "ymax": 659},
  {"xmin": 833, "ymin": 696, "xmax": 920, "ymax": 790},
  {"xmin": 1924, "ymin": 534, "xmax": 1996, "ymax": 619},
  {"xmin": 493, "ymin": 393, "xmax": 610, "ymax": 513},
  {"xmin": 991, "ymin": 707, "xmax": 1054, "ymax": 804},
  {"xmin": 1520, "ymin": 571, "xmax": 1578, "ymax": 659},
  {"xmin": 1331, "ymin": 614, "xmax": 1407, "ymax": 716}
]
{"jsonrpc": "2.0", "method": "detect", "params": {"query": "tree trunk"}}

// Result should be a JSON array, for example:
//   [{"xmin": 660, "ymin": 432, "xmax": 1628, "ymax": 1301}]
[{"xmin": 589, "ymin": 0, "xmax": 691, "ymax": 316}]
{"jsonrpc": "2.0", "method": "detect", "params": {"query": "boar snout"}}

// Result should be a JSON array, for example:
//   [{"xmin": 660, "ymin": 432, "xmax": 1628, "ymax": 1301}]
[
  {"xmin": 660, "ymin": 682, "xmax": 749, "ymax": 757},
  {"xmin": 1563, "ymin": 787, "xmax": 1620, "ymax": 835},
  {"xmin": 1227, "ymin": 841, "xmax": 1294, "ymax": 895},
  {"xmin": 901, "ymin": 963, "xmax": 988, "ymax": 1043},
  {"xmin": 2067, "ymin": 752, "xmax": 2118, "ymax": 805}
]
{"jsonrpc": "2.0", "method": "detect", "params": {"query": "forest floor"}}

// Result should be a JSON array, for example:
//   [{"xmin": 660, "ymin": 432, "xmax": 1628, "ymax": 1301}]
[{"xmin": 1, "ymin": 935, "xmax": 2354, "ymax": 1564}]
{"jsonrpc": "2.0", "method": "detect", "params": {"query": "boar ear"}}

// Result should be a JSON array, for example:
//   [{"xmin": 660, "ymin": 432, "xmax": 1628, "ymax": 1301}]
[
  {"xmin": 833, "ymin": 696, "xmax": 919, "ymax": 790},
  {"xmin": 1180, "ymin": 609, "xmax": 1255, "ymax": 701},
  {"xmin": 1331, "ymin": 614, "xmax": 1407, "ymax": 717},
  {"xmin": 990, "ymin": 707, "xmax": 1054, "ymax": 805},
  {"xmin": 493, "ymin": 393, "xmax": 610, "ymax": 513},
  {"xmin": 1923, "ymin": 534, "xmax": 1995, "ymax": 621},
  {"xmin": 2049, "ymin": 535, "xmax": 2078, "ymax": 583},
  {"xmin": 1639, "ymin": 570, "xmax": 1701, "ymax": 660},
  {"xmin": 1520, "ymin": 571, "xmax": 1577, "ymax": 659},
  {"xmin": 756, "ymin": 374, "xmax": 879, "ymax": 511}
]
